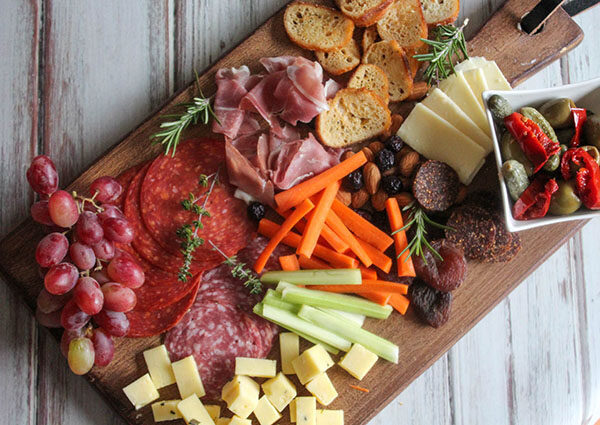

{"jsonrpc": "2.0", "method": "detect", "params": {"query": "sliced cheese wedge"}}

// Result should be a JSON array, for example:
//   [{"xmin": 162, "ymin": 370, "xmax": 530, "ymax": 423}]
[
  {"xmin": 463, "ymin": 68, "xmax": 489, "ymax": 110},
  {"xmin": 455, "ymin": 57, "xmax": 512, "ymax": 91},
  {"xmin": 397, "ymin": 103, "xmax": 487, "ymax": 185},
  {"xmin": 422, "ymin": 88, "xmax": 493, "ymax": 153}
]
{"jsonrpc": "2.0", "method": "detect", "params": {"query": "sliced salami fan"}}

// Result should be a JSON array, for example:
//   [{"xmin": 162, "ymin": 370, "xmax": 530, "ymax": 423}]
[
  {"xmin": 140, "ymin": 139, "xmax": 253, "ymax": 270},
  {"xmin": 111, "ymin": 163, "xmax": 144, "ymax": 209}
]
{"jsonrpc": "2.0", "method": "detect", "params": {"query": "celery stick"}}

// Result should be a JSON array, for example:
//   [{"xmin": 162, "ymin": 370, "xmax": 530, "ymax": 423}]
[
  {"xmin": 281, "ymin": 286, "xmax": 392, "ymax": 319},
  {"xmin": 275, "ymin": 281, "xmax": 297, "ymax": 293},
  {"xmin": 298, "ymin": 305, "xmax": 399, "ymax": 363},
  {"xmin": 319, "ymin": 307, "xmax": 365, "ymax": 327},
  {"xmin": 263, "ymin": 290, "xmax": 299, "ymax": 313},
  {"xmin": 261, "ymin": 269, "xmax": 361, "ymax": 285}
]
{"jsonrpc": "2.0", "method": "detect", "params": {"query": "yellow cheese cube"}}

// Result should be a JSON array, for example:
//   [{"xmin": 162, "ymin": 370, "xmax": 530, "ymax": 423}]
[
  {"xmin": 295, "ymin": 397, "xmax": 316, "ymax": 425},
  {"xmin": 177, "ymin": 394, "xmax": 215, "ymax": 425},
  {"xmin": 338, "ymin": 343, "xmax": 378, "ymax": 380},
  {"xmin": 262, "ymin": 372, "xmax": 297, "ymax": 412},
  {"xmin": 280, "ymin": 332, "xmax": 300, "ymax": 374},
  {"xmin": 235, "ymin": 357, "xmax": 277, "ymax": 378},
  {"xmin": 222, "ymin": 375, "xmax": 260, "ymax": 418},
  {"xmin": 143, "ymin": 345, "xmax": 176, "ymax": 389},
  {"xmin": 205, "ymin": 405, "xmax": 221, "ymax": 422},
  {"xmin": 172, "ymin": 355, "xmax": 206, "ymax": 398},
  {"xmin": 291, "ymin": 345, "xmax": 334, "ymax": 385},
  {"xmin": 151, "ymin": 400, "xmax": 182, "ymax": 422},
  {"xmin": 289, "ymin": 398, "xmax": 297, "ymax": 422},
  {"xmin": 316, "ymin": 409, "xmax": 344, "ymax": 425},
  {"xmin": 122, "ymin": 373, "xmax": 159, "ymax": 410},
  {"xmin": 253, "ymin": 395, "xmax": 282, "ymax": 425},
  {"xmin": 305, "ymin": 373, "xmax": 338, "ymax": 406},
  {"xmin": 228, "ymin": 416, "xmax": 252, "ymax": 425},
  {"xmin": 216, "ymin": 419, "xmax": 231, "ymax": 425}
]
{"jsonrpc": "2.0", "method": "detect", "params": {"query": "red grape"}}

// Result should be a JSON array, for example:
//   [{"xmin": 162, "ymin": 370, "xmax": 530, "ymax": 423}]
[
  {"xmin": 73, "ymin": 277, "xmax": 104, "ymax": 315},
  {"xmin": 61, "ymin": 299, "xmax": 91, "ymax": 330},
  {"xmin": 102, "ymin": 217, "xmax": 134, "ymax": 244},
  {"xmin": 91, "ymin": 269, "xmax": 110, "ymax": 284},
  {"xmin": 101, "ymin": 282, "xmax": 136, "ymax": 312},
  {"xmin": 92, "ymin": 238, "xmax": 115, "ymax": 261},
  {"xmin": 90, "ymin": 328, "xmax": 114, "ymax": 367},
  {"xmin": 69, "ymin": 242, "xmax": 96, "ymax": 270},
  {"xmin": 48, "ymin": 190, "xmax": 79, "ymax": 228},
  {"xmin": 97, "ymin": 205, "xmax": 124, "ymax": 224},
  {"xmin": 37, "ymin": 288, "xmax": 71, "ymax": 314},
  {"xmin": 68, "ymin": 337, "xmax": 95, "ymax": 375},
  {"xmin": 35, "ymin": 232, "xmax": 68, "ymax": 268},
  {"xmin": 27, "ymin": 155, "xmax": 58, "ymax": 195},
  {"xmin": 90, "ymin": 176, "xmax": 123, "ymax": 203},
  {"xmin": 75, "ymin": 211, "xmax": 104, "ymax": 245},
  {"xmin": 44, "ymin": 262, "xmax": 79, "ymax": 295},
  {"xmin": 31, "ymin": 201, "xmax": 55, "ymax": 226},
  {"xmin": 35, "ymin": 308, "xmax": 63, "ymax": 328},
  {"xmin": 61, "ymin": 328, "xmax": 84, "ymax": 358},
  {"xmin": 93, "ymin": 310, "xmax": 129, "ymax": 337},
  {"xmin": 107, "ymin": 256, "xmax": 145, "ymax": 288}
]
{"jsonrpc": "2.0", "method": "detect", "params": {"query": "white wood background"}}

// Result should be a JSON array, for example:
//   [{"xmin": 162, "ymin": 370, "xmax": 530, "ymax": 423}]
[{"xmin": 0, "ymin": 1, "xmax": 598, "ymax": 424}]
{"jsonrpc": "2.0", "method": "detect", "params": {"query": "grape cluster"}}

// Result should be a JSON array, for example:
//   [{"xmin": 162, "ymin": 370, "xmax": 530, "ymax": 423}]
[{"xmin": 28, "ymin": 155, "xmax": 145, "ymax": 375}]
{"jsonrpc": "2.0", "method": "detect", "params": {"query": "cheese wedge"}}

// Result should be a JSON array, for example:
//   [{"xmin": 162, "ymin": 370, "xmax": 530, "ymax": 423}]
[
  {"xmin": 455, "ymin": 57, "xmax": 512, "ymax": 91},
  {"xmin": 253, "ymin": 395, "xmax": 282, "ymax": 425},
  {"xmin": 295, "ymin": 397, "xmax": 317, "ymax": 425},
  {"xmin": 338, "ymin": 343, "xmax": 378, "ymax": 380},
  {"xmin": 235, "ymin": 357, "xmax": 277, "ymax": 378},
  {"xmin": 462, "ymin": 67, "xmax": 489, "ymax": 110},
  {"xmin": 439, "ymin": 71, "xmax": 490, "ymax": 135},
  {"xmin": 397, "ymin": 103, "xmax": 487, "ymax": 184},
  {"xmin": 305, "ymin": 373, "xmax": 338, "ymax": 406}
]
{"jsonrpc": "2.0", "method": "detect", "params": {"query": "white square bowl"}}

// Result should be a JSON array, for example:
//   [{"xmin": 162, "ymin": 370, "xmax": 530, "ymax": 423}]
[{"xmin": 482, "ymin": 77, "xmax": 600, "ymax": 232}]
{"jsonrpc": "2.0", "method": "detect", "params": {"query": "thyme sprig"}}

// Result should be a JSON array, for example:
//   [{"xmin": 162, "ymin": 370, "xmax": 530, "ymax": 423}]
[
  {"xmin": 414, "ymin": 20, "xmax": 469, "ymax": 85},
  {"xmin": 176, "ymin": 171, "xmax": 219, "ymax": 281},
  {"xmin": 209, "ymin": 240, "xmax": 263, "ymax": 295},
  {"xmin": 393, "ymin": 202, "xmax": 455, "ymax": 264}
]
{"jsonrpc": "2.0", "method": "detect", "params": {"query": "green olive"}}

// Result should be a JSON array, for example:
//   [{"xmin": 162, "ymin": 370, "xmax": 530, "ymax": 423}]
[
  {"xmin": 500, "ymin": 132, "xmax": 534, "ymax": 176},
  {"xmin": 549, "ymin": 180, "xmax": 582, "ymax": 215},
  {"xmin": 488, "ymin": 94, "xmax": 513, "ymax": 122},
  {"xmin": 584, "ymin": 114, "xmax": 600, "ymax": 149},
  {"xmin": 539, "ymin": 98, "xmax": 576, "ymax": 129},
  {"xmin": 556, "ymin": 128, "xmax": 575, "ymax": 145},
  {"xmin": 581, "ymin": 145, "xmax": 600, "ymax": 165},
  {"xmin": 502, "ymin": 160, "xmax": 530, "ymax": 201},
  {"xmin": 543, "ymin": 153, "xmax": 560, "ymax": 172}
]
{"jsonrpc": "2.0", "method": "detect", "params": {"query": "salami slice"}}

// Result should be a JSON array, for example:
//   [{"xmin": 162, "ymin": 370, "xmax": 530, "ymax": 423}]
[
  {"xmin": 140, "ymin": 139, "xmax": 252, "ymax": 270},
  {"xmin": 112, "ymin": 163, "xmax": 144, "ymax": 209},
  {"xmin": 126, "ymin": 273, "xmax": 201, "ymax": 337}
]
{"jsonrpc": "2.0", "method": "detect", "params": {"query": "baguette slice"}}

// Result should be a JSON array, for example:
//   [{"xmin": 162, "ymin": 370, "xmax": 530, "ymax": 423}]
[
  {"xmin": 335, "ymin": 0, "xmax": 394, "ymax": 27},
  {"xmin": 363, "ymin": 40, "xmax": 413, "ymax": 102},
  {"xmin": 316, "ymin": 88, "xmax": 391, "ymax": 148},
  {"xmin": 315, "ymin": 39, "xmax": 361, "ymax": 76},
  {"xmin": 284, "ymin": 2, "xmax": 354, "ymax": 52},
  {"xmin": 376, "ymin": 0, "xmax": 428, "ymax": 49},
  {"xmin": 408, "ymin": 40, "xmax": 429, "ymax": 76},
  {"xmin": 348, "ymin": 64, "xmax": 390, "ymax": 105},
  {"xmin": 421, "ymin": 0, "xmax": 460, "ymax": 26},
  {"xmin": 361, "ymin": 26, "xmax": 379, "ymax": 53}
]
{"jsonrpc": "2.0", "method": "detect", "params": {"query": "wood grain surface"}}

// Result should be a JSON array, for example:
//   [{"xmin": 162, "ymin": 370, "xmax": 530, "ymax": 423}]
[{"xmin": 0, "ymin": 1, "xmax": 599, "ymax": 424}]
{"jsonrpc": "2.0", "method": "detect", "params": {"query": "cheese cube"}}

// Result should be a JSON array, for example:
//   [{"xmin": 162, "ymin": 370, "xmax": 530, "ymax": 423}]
[
  {"xmin": 177, "ymin": 394, "xmax": 215, "ymax": 425},
  {"xmin": 143, "ymin": 345, "xmax": 176, "ymax": 389},
  {"xmin": 338, "ymin": 343, "xmax": 378, "ymax": 380},
  {"xmin": 122, "ymin": 373, "xmax": 159, "ymax": 410},
  {"xmin": 280, "ymin": 332, "xmax": 300, "ymax": 374},
  {"xmin": 235, "ymin": 357, "xmax": 277, "ymax": 378},
  {"xmin": 253, "ymin": 395, "xmax": 282, "ymax": 425},
  {"xmin": 289, "ymin": 398, "xmax": 297, "ymax": 422},
  {"xmin": 205, "ymin": 405, "xmax": 221, "ymax": 422},
  {"xmin": 291, "ymin": 345, "xmax": 334, "ymax": 385},
  {"xmin": 316, "ymin": 409, "xmax": 344, "ymax": 425},
  {"xmin": 295, "ymin": 397, "xmax": 316, "ymax": 425},
  {"xmin": 222, "ymin": 375, "xmax": 260, "ymax": 418},
  {"xmin": 228, "ymin": 417, "xmax": 252, "ymax": 425},
  {"xmin": 172, "ymin": 355, "xmax": 206, "ymax": 398},
  {"xmin": 151, "ymin": 400, "xmax": 182, "ymax": 422},
  {"xmin": 305, "ymin": 373, "xmax": 338, "ymax": 406},
  {"xmin": 262, "ymin": 372, "xmax": 297, "ymax": 412}
]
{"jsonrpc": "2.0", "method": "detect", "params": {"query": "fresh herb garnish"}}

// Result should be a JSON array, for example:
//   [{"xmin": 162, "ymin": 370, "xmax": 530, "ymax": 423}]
[
  {"xmin": 393, "ymin": 202, "xmax": 454, "ymax": 263},
  {"xmin": 414, "ymin": 20, "xmax": 469, "ymax": 85},
  {"xmin": 176, "ymin": 171, "xmax": 219, "ymax": 281},
  {"xmin": 209, "ymin": 240, "xmax": 263, "ymax": 295}
]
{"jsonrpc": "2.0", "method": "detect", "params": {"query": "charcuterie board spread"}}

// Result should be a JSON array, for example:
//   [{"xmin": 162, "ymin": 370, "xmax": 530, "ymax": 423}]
[{"xmin": 0, "ymin": 1, "xmax": 588, "ymax": 425}]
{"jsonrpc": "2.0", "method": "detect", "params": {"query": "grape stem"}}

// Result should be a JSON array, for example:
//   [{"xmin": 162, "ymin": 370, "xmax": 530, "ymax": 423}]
[{"xmin": 72, "ymin": 191, "xmax": 103, "ymax": 214}]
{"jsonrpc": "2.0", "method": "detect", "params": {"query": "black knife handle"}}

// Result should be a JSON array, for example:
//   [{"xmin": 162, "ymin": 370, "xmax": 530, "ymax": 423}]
[{"xmin": 521, "ymin": 0, "xmax": 566, "ymax": 34}]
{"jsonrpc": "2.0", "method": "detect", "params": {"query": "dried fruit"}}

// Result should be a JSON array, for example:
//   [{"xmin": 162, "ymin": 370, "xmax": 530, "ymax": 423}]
[
  {"xmin": 363, "ymin": 163, "xmax": 381, "ymax": 195},
  {"xmin": 247, "ymin": 202, "xmax": 265, "ymax": 222},
  {"xmin": 385, "ymin": 135, "xmax": 404, "ymax": 153},
  {"xmin": 353, "ymin": 208, "xmax": 373, "ymax": 222},
  {"xmin": 413, "ymin": 239, "xmax": 466, "ymax": 292},
  {"xmin": 398, "ymin": 150, "xmax": 421, "ymax": 177},
  {"xmin": 455, "ymin": 184, "xmax": 468, "ymax": 204},
  {"xmin": 412, "ymin": 160, "xmax": 459, "ymax": 211},
  {"xmin": 409, "ymin": 279, "xmax": 452, "ymax": 328},
  {"xmin": 445, "ymin": 205, "xmax": 497, "ymax": 260},
  {"xmin": 351, "ymin": 188, "xmax": 370, "ymax": 208},
  {"xmin": 394, "ymin": 192, "xmax": 414, "ymax": 208},
  {"xmin": 344, "ymin": 170, "xmax": 364, "ymax": 192},
  {"xmin": 382, "ymin": 175, "xmax": 403, "ymax": 195},
  {"xmin": 371, "ymin": 189, "xmax": 389, "ymax": 211},
  {"xmin": 375, "ymin": 148, "xmax": 395, "ymax": 171}
]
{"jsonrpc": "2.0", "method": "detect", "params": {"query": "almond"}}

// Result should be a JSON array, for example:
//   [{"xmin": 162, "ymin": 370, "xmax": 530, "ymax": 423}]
[
  {"xmin": 382, "ymin": 166, "xmax": 399, "ymax": 177},
  {"xmin": 363, "ymin": 162, "xmax": 381, "ymax": 195},
  {"xmin": 351, "ymin": 188, "xmax": 369, "ymax": 208},
  {"xmin": 394, "ymin": 192, "xmax": 414, "ymax": 208},
  {"xmin": 369, "ymin": 141, "xmax": 385, "ymax": 154},
  {"xmin": 336, "ymin": 188, "xmax": 352, "ymax": 206},
  {"xmin": 371, "ymin": 189, "xmax": 389, "ymax": 211},
  {"xmin": 361, "ymin": 146, "xmax": 374, "ymax": 162},
  {"xmin": 399, "ymin": 151, "xmax": 420, "ymax": 177},
  {"xmin": 341, "ymin": 150, "xmax": 355, "ymax": 161}
]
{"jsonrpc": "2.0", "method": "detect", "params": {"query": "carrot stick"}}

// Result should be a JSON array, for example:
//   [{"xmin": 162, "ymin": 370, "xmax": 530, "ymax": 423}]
[
  {"xmin": 349, "ymin": 384, "xmax": 370, "ymax": 393},
  {"xmin": 325, "ymin": 209, "xmax": 373, "ymax": 267},
  {"xmin": 389, "ymin": 293, "xmax": 410, "ymax": 315},
  {"xmin": 361, "ymin": 291, "xmax": 392, "ymax": 306},
  {"xmin": 298, "ymin": 255, "xmax": 331, "ymax": 270},
  {"xmin": 258, "ymin": 220, "xmax": 359, "ymax": 269},
  {"xmin": 359, "ymin": 267, "xmax": 378, "ymax": 280},
  {"xmin": 357, "ymin": 239, "xmax": 392, "ymax": 273},
  {"xmin": 275, "ymin": 151, "xmax": 367, "ymax": 211},
  {"xmin": 285, "ymin": 213, "xmax": 350, "ymax": 254},
  {"xmin": 254, "ymin": 199, "xmax": 314, "ymax": 273},
  {"xmin": 298, "ymin": 182, "xmax": 341, "ymax": 258},
  {"xmin": 312, "ymin": 280, "xmax": 409, "ymax": 295},
  {"xmin": 331, "ymin": 199, "xmax": 394, "ymax": 252},
  {"xmin": 385, "ymin": 198, "xmax": 416, "ymax": 277},
  {"xmin": 279, "ymin": 255, "xmax": 300, "ymax": 271}
]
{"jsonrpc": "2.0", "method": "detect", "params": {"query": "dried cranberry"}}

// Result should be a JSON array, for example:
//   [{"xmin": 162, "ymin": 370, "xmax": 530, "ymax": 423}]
[
  {"xmin": 375, "ymin": 148, "xmax": 395, "ymax": 171},
  {"xmin": 382, "ymin": 175, "xmax": 403, "ymax": 195},
  {"xmin": 353, "ymin": 208, "xmax": 372, "ymax": 222},
  {"xmin": 385, "ymin": 135, "xmax": 404, "ymax": 153},
  {"xmin": 344, "ymin": 170, "xmax": 364, "ymax": 192},
  {"xmin": 247, "ymin": 202, "xmax": 265, "ymax": 222},
  {"xmin": 413, "ymin": 239, "xmax": 466, "ymax": 292},
  {"xmin": 409, "ymin": 279, "xmax": 452, "ymax": 328}
]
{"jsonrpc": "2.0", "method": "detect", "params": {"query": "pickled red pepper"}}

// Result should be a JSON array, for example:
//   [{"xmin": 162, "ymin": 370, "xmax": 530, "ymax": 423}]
[
  {"xmin": 513, "ymin": 176, "xmax": 559, "ymax": 220},
  {"xmin": 561, "ymin": 148, "xmax": 600, "ymax": 209},
  {"xmin": 569, "ymin": 108, "xmax": 587, "ymax": 147},
  {"xmin": 504, "ymin": 112, "xmax": 561, "ymax": 173}
]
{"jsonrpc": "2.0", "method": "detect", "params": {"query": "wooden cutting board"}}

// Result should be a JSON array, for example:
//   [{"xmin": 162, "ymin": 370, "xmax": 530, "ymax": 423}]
[{"xmin": 0, "ymin": 1, "xmax": 584, "ymax": 424}]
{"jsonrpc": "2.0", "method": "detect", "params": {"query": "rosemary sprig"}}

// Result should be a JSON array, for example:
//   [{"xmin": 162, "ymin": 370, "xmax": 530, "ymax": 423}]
[
  {"xmin": 393, "ymin": 202, "xmax": 455, "ymax": 264},
  {"xmin": 414, "ymin": 19, "xmax": 469, "ymax": 85},
  {"xmin": 209, "ymin": 240, "xmax": 263, "ymax": 295},
  {"xmin": 176, "ymin": 171, "xmax": 219, "ymax": 281}
]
